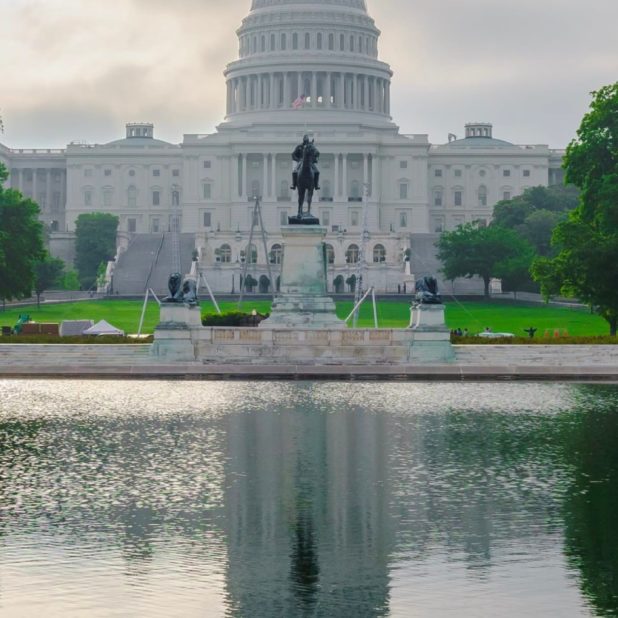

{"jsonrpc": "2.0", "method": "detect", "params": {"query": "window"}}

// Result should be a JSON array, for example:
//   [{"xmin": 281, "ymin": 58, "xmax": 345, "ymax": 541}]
[
  {"xmin": 103, "ymin": 190, "xmax": 112, "ymax": 207},
  {"xmin": 84, "ymin": 169, "xmax": 93, "ymax": 178},
  {"xmin": 322, "ymin": 210, "xmax": 331, "ymax": 226},
  {"xmin": 325, "ymin": 244, "xmax": 335, "ymax": 265},
  {"xmin": 280, "ymin": 210, "xmax": 289, "ymax": 225},
  {"xmin": 433, "ymin": 217, "xmax": 444, "ymax": 233},
  {"xmin": 281, "ymin": 33, "xmax": 286, "ymax": 50},
  {"xmin": 400, "ymin": 160, "xmax": 408, "ymax": 169},
  {"xmin": 218, "ymin": 244, "xmax": 231, "ymax": 263},
  {"xmin": 203, "ymin": 161, "xmax": 211, "ymax": 169},
  {"xmin": 151, "ymin": 218, "xmax": 160, "ymax": 233},
  {"xmin": 346, "ymin": 244, "xmax": 359, "ymax": 264},
  {"xmin": 399, "ymin": 212, "xmax": 408, "ymax": 228},
  {"xmin": 373, "ymin": 244, "xmax": 386, "ymax": 263},
  {"xmin": 350, "ymin": 210, "xmax": 359, "ymax": 227},
  {"xmin": 503, "ymin": 169, "xmax": 511, "ymax": 177},
  {"xmin": 479, "ymin": 169, "xmax": 486, "ymax": 177},
  {"xmin": 153, "ymin": 169, "xmax": 161, "ymax": 177},
  {"xmin": 246, "ymin": 244, "xmax": 258, "ymax": 264},
  {"xmin": 305, "ymin": 33, "xmax": 310, "ymax": 49},
  {"xmin": 435, "ymin": 169, "xmax": 443, "ymax": 177},
  {"xmin": 203, "ymin": 212, "xmax": 212, "ymax": 228},
  {"xmin": 478, "ymin": 186, "xmax": 487, "ymax": 207},
  {"xmin": 250, "ymin": 180, "xmax": 260, "ymax": 198},
  {"xmin": 279, "ymin": 180, "xmax": 290, "ymax": 200},
  {"xmin": 399, "ymin": 183, "xmax": 408, "ymax": 200},
  {"xmin": 454, "ymin": 169, "xmax": 462, "ymax": 177},
  {"xmin": 523, "ymin": 169, "xmax": 531, "ymax": 177},
  {"xmin": 350, "ymin": 180, "xmax": 361, "ymax": 199},
  {"xmin": 152, "ymin": 191, "xmax": 160, "ymax": 206},
  {"xmin": 503, "ymin": 191, "xmax": 511, "ymax": 201},
  {"xmin": 203, "ymin": 183, "xmax": 212, "ymax": 199},
  {"xmin": 454, "ymin": 191, "xmax": 462, "ymax": 207},
  {"xmin": 434, "ymin": 190, "xmax": 443, "ymax": 207},
  {"xmin": 104, "ymin": 169, "xmax": 112, "ymax": 177},
  {"xmin": 172, "ymin": 190, "xmax": 180, "ymax": 206},
  {"xmin": 317, "ymin": 33, "xmax": 322, "ymax": 49},
  {"xmin": 293, "ymin": 33, "xmax": 298, "ymax": 49},
  {"xmin": 84, "ymin": 190, "xmax": 92, "ymax": 206},
  {"xmin": 269, "ymin": 244, "xmax": 283, "ymax": 265},
  {"xmin": 271, "ymin": 34, "xmax": 275, "ymax": 50},
  {"xmin": 328, "ymin": 33, "xmax": 334, "ymax": 50},
  {"xmin": 350, "ymin": 35, "xmax": 354, "ymax": 51},
  {"xmin": 129, "ymin": 169, "xmax": 136, "ymax": 177},
  {"xmin": 128, "ymin": 218, "xmax": 136, "ymax": 233},
  {"xmin": 340, "ymin": 34, "xmax": 345, "ymax": 51},
  {"xmin": 128, "ymin": 186, "xmax": 137, "ymax": 208},
  {"xmin": 172, "ymin": 169, "xmax": 180, "ymax": 177}
]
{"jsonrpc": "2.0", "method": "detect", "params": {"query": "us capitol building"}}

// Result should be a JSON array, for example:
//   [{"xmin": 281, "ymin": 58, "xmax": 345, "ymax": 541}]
[{"xmin": 0, "ymin": 0, "xmax": 565, "ymax": 294}]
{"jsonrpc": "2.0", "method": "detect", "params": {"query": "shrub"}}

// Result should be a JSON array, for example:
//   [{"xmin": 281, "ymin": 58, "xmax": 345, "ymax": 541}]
[{"xmin": 202, "ymin": 311, "xmax": 269, "ymax": 327}]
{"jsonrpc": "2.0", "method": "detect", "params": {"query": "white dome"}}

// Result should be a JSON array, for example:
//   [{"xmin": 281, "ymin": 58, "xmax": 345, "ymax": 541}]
[{"xmin": 221, "ymin": 0, "xmax": 393, "ymax": 127}]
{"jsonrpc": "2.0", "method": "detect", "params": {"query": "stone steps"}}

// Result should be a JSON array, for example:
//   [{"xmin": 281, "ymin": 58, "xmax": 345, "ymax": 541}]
[
  {"xmin": 454, "ymin": 345, "xmax": 618, "ymax": 366},
  {"xmin": 0, "ymin": 345, "xmax": 154, "ymax": 366}
]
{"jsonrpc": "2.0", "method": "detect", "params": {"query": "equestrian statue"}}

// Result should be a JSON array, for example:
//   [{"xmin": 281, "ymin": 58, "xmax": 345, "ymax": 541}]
[{"xmin": 289, "ymin": 134, "xmax": 320, "ymax": 224}]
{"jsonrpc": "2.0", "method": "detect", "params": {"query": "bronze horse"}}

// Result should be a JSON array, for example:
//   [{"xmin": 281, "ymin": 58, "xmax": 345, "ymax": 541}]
[{"xmin": 296, "ymin": 142, "xmax": 318, "ymax": 220}]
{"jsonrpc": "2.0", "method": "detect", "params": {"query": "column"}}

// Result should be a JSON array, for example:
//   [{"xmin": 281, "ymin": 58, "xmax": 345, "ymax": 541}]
[
  {"xmin": 46, "ymin": 169, "xmax": 51, "ymax": 211},
  {"xmin": 270, "ymin": 73, "xmax": 276, "ymax": 109},
  {"xmin": 378, "ymin": 79, "xmax": 384, "ymax": 114},
  {"xmin": 263, "ymin": 154, "xmax": 268, "ymax": 199},
  {"xmin": 325, "ymin": 72, "xmax": 332, "ymax": 107},
  {"xmin": 385, "ymin": 80, "xmax": 391, "ymax": 115},
  {"xmin": 283, "ymin": 72, "xmax": 290, "ymax": 108},
  {"xmin": 257, "ymin": 75, "xmax": 262, "ymax": 109},
  {"xmin": 270, "ymin": 154, "xmax": 277, "ymax": 198},
  {"xmin": 241, "ymin": 154, "xmax": 248, "ymax": 200},
  {"xmin": 364, "ymin": 76, "xmax": 370, "ymax": 112},
  {"xmin": 297, "ymin": 72, "xmax": 302, "ymax": 98},
  {"xmin": 363, "ymin": 154, "xmax": 368, "ymax": 191},
  {"xmin": 334, "ymin": 153, "xmax": 340, "ymax": 198},
  {"xmin": 311, "ymin": 72, "xmax": 317, "ymax": 107},
  {"xmin": 338, "ymin": 74, "xmax": 344, "ymax": 109},
  {"xmin": 374, "ymin": 78, "xmax": 380, "ymax": 114},
  {"xmin": 342, "ymin": 155, "xmax": 348, "ymax": 200}
]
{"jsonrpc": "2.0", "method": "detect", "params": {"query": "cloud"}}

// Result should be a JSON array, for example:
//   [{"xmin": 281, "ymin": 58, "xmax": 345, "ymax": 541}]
[{"xmin": 1, "ymin": 0, "xmax": 617, "ymax": 148}]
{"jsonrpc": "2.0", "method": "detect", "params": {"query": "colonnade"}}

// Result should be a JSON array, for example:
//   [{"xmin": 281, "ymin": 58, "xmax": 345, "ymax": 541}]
[
  {"xmin": 226, "ymin": 71, "xmax": 390, "ymax": 115},
  {"xmin": 10, "ymin": 167, "xmax": 66, "ymax": 214},
  {"xmin": 233, "ymin": 152, "xmax": 378, "ymax": 202}
]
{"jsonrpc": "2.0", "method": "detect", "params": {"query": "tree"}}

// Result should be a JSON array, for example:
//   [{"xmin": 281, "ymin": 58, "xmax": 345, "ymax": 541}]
[
  {"xmin": 33, "ymin": 255, "xmax": 65, "ymax": 308},
  {"xmin": 74, "ymin": 213, "xmax": 119, "ymax": 289},
  {"xmin": 60, "ymin": 270, "xmax": 81, "ymax": 291},
  {"xmin": 532, "ymin": 83, "xmax": 618, "ymax": 335},
  {"xmin": 437, "ymin": 222, "xmax": 534, "ymax": 298},
  {"xmin": 0, "ymin": 164, "xmax": 45, "ymax": 301}
]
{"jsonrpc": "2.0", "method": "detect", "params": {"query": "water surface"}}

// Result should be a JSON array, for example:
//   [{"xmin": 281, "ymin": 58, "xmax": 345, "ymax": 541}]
[{"xmin": 0, "ymin": 381, "xmax": 617, "ymax": 617}]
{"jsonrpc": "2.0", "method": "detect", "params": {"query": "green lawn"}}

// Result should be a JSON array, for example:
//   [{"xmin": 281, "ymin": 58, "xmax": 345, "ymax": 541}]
[{"xmin": 0, "ymin": 299, "xmax": 610, "ymax": 336}]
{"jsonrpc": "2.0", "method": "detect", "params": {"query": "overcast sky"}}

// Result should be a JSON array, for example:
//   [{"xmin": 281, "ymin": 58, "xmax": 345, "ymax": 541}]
[{"xmin": 1, "ymin": 0, "xmax": 617, "ymax": 149}]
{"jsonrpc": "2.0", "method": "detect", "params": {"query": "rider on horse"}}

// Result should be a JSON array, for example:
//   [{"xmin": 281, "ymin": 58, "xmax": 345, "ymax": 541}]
[{"xmin": 291, "ymin": 134, "xmax": 320, "ymax": 191}]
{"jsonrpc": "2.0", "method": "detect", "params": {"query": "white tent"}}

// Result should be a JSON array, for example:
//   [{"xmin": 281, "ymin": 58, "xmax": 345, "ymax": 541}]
[{"xmin": 83, "ymin": 320, "xmax": 125, "ymax": 337}]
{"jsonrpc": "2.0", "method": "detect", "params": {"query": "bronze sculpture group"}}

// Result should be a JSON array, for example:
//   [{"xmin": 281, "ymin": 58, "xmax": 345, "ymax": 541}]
[{"xmin": 289, "ymin": 134, "xmax": 320, "ymax": 224}]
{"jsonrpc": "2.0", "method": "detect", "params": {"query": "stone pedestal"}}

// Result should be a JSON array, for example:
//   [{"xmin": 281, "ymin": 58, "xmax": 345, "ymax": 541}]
[
  {"xmin": 151, "ymin": 303, "xmax": 200, "ymax": 362},
  {"xmin": 262, "ymin": 225, "xmax": 345, "ymax": 329},
  {"xmin": 409, "ymin": 304, "xmax": 454, "ymax": 363}
]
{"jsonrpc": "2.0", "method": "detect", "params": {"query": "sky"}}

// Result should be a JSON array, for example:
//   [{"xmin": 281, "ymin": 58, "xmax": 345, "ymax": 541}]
[{"xmin": 1, "ymin": 0, "xmax": 616, "ymax": 149}]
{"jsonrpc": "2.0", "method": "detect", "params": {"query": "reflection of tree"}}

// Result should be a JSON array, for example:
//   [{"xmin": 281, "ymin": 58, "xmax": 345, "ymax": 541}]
[{"xmin": 563, "ymin": 386, "xmax": 618, "ymax": 617}]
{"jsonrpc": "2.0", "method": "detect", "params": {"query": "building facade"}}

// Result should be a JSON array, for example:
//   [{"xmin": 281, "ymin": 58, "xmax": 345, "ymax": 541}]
[{"xmin": 0, "ymin": 0, "xmax": 565, "ymax": 293}]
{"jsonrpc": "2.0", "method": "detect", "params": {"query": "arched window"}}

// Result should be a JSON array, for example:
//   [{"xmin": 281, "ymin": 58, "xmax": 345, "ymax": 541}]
[
  {"xmin": 269, "ymin": 244, "xmax": 283, "ymax": 265},
  {"xmin": 478, "ymin": 185, "xmax": 488, "ymax": 207},
  {"xmin": 247, "ymin": 243, "xmax": 258, "ymax": 264},
  {"xmin": 317, "ymin": 33, "xmax": 322, "ymax": 49},
  {"xmin": 373, "ymin": 244, "xmax": 386, "ymax": 263},
  {"xmin": 328, "ymin": 33, "xmax": 334, "ymax": 50},
  {"xmin": 346, "ymin": 244, "xmax": 359, "ymax": 264},
  {"xmin": 218, "ymin": 244, "xmax": 232, "ymax": 263},
  {"xmin": 305, "ymin": 33, "xmax": 310, "ymax": 49},
  {"xmin": 325, "ymin": 244, "xmax": 335, "ymax": 265}
]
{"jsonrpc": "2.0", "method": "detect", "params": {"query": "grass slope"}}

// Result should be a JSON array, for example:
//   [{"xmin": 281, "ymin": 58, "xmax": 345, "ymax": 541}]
[{"xmin": 0, "ymin": 299, "xmax": 610, "ymax": 336}]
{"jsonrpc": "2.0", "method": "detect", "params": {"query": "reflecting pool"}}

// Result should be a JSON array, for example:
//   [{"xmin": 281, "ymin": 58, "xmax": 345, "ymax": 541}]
[{"xmin": 0, "ymin": 381, "xmax": 617, "ymax": 617}]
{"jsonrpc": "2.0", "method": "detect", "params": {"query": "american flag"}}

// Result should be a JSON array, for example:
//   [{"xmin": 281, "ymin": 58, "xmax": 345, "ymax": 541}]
[{"xmin": 292, "ymin": 94, "xmax": 306, "ymax": 109}]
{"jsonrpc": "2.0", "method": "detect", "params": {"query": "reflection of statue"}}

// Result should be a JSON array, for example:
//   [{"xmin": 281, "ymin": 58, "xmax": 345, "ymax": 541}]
[
  {"xmin": 415, "ymin": 276, "xmax": 442, "ymax": 304},
  {"xmin": 290, "ymin": 135, "xmax": 320, "ymax": 224},
  {"xmin": 163, "ymin": 273, "xmax": 198, "ymax": 306}
]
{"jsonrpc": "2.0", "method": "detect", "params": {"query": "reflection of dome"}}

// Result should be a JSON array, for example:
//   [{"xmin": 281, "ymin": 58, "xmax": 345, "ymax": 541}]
[{"xmin": 251, "ymin": 0, "xmax": 367, "ymax": 11}]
